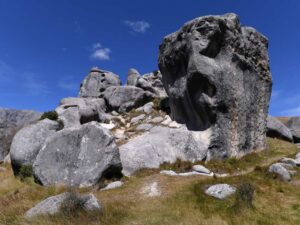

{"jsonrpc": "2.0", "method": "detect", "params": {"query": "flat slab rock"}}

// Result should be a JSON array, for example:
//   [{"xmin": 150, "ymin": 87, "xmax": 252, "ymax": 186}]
[
  {"xmin": 25, "ymin": 192, "xmax": 101, "ymax": 218},
  {"xmin": 268, "ymin": 163, "xmax": 291, "ymax": 181},
  {"xmin": 205, "ymin": 184, "xmax": 236, "ymax": 199},
  {"xmin": 33, "ymin": 122, "xmax": 121, "ymax": 187},
  {"xmin": 120, "ymin": 125, "xmax": 211, "ymax": 176},
  {"xmin": 267, "ymin": 116, "xmax": 293, "ymax": 142}
]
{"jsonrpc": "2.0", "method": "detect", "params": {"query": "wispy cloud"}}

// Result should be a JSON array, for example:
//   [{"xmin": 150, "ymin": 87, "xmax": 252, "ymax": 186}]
[
  {"xmin": 123, "ymin": 20, "xmax": 150, "ymax": 33},
  {"xmin": 91, "ymin": 43, "xmax": 111, "ymax": 60},
  {"xmin": 281, "ymin": 106, "xmax": 300, "ymax": 116},
  {"xmin": 58, "ymin": 76, "xmax": 79, "ymax": 92}
]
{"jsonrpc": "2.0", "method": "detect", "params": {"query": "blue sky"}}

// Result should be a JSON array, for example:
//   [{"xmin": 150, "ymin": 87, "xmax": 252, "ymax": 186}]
[{"xmin": 0, "ymin": 0, "xmax": 299, "ymax": 116}]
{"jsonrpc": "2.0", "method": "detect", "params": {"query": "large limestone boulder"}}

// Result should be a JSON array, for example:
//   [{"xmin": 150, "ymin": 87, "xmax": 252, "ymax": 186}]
[
  {"xmin": 25, "ymin": 192, "xmax": 102, "ymax": 218},
  {"xmin": 287, "ymin": 117, "xmax": 300, "ymax": 143},
  {"xmin": 55, "ymin": 97, "xmax": 108, "ymax": 128},
  {"xmin": 33, "ymin": 122, "xmax": 121, "ymax": 187},
  {"xmin": 0, "ymin": 108, "xmax": 41, "ymax": 162},
  {"xmin": 267, "ymin": 116, "xmax": 293, "ymax": 142},
  {"xmin": 120, "ymin": 126, "xmax": 211, "ymax": 176},
  {"xmin": 158, "ymin": 13, "xmax": 272, "ymax": 159},
  {"xmin": 10, "ymin": 119, "xmax": 59, "ymax": 175},
  {"xmin": 104, "ymin": 86, "xmax": 155, "ymax": 112},
  {"xmin": 79, "ymin": 67, "xmax": 121, "ymax": 98}
]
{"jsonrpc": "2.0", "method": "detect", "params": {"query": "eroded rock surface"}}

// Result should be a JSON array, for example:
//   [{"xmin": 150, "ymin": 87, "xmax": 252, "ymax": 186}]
[
  {"xmin": 287, "ymin": 117, "xmax": 300, "ymax": 143},
  {"xmin": 267, "ymin": 116, "xmax": 293, "ymax": 142},
  {"xmin": 158, "ymin": 13, "xmax": 272, "ymax": 159}
]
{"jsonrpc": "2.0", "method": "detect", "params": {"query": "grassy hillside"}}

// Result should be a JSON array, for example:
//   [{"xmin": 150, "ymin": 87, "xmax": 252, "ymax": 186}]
[{"xmin": 0, "ymin": 138, "xmax": 300, "ymax": 225}]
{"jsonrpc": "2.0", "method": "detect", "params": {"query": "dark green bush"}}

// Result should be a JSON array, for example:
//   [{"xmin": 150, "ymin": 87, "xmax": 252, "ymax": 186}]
[
  {"xmin": 19, "ymin": 165, "xmax": 33, "ymax": 181},
  {"xmin": 233, "ymin": 182, "xmax": 255, "ymax": 211},
  {"xmin": 40, "ymin": 111, "xmax": 58, "ymax": 121},
  {"xmin": 60, "ymin": 191, "xmax": 83, "ymax": 216}
]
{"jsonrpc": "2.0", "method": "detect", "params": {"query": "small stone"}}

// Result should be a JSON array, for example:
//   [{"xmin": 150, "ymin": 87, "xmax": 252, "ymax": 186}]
[
  {"xmin": 111, "ymin": 111, "xmax": 119, "ymax": 116},
  {"xmin": 150, "ymin": 116, "xmax": 164, "ymax": 123},
  {"xmin": 99, "ymin": 122, "xmax": 116, "ymax": 130},
  {"xmin": 205, "ymin": 184, "xmax": 236, "ymax": 199},
  {"xmin": 268, "ymin": 163, "xmax": 291, "ymax": 181},
  {"xmin": 161, "ymin": 115, "xmax": 172, "ymax": 126},
  {"xmin": 130, "ymin": 114, "xmax": 145, "ymax": 124},
  {"xmin": 279, "ymin": 158, "xmax": 298, "ymax": 167},
  {"xmin": 192, "ymin": 165, "xmax": 211, "ymax": 174},
  {"xmin": 143, "ymin": 102, "xmax": 154, "ymax": 114},
  {"xmin": 126, "ymin": 123, "xmax": 131, "ymax": 128},
  {"xmin": 135, "ymin": 107, "xmax": 144, "ymax": 112},
  {"xmin": 101, "ymin": 181, "xmax": 124, "ymax": 191},
  {"xmin": 295, "ymin": 152, "xmax": 300, "ymax": 159},
  {"xmin": 168, "ymin": 121, "xmax": 182, "ymax": 128},
  {"xmin": 136, "ymin": 123, "xmax": 153, "ymax": 132},
  {"xmin": 160, "ymin": 170, "xmax": 177, "ymax": 176},
  {"xmin": 114, "ymin": 129, "xmax": 126, "ymax": 139}
]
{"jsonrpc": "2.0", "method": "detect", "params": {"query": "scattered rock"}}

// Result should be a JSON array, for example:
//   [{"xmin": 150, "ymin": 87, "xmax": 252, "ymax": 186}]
[
  {"xmin": 25, "ymin": 192, "xmax": 102, "ymax": 218},
  {"xmin": 160, "ymin": 170, "xmax": 178, "ymax": 176},
  {"xmin": 168, "ymin": 121, "xmax": 182, "ymax": 128},
  {"xmin": 99, "ymin": 122, "xmax": 116, "ymax": 130},
  {"xmin": 136, "ymin": 123, "xmax": 153, "ymax": 132},
  {"xmin": 104, "ymin": 86, "xmax": 155, "ymax": 113},
  {"xmin": 79, "ymin": 67, "xmax": 121, "ymax": 98},
  {"xmin": 130, "ymin": 114, "xmax": 145, "ymax": 124},
  {"xmin": 267, "ymin": 116, "xmax": 293, "ymax": 142},
  {"xmin": 114, "ymin": 129, "xmax": 126, "ymax": 139},
  {"xmin": 295, "ymin": 152, "xmax": 300, "ymax": 159},
  {"xmin": 192, "ymin": 165, "xmax": 211, "ymax": 174},
  {"xmin": 101, "ymin": 181, "xmax": 124, "ymax": 191},
  {"xmin": 33, "ymin": 122, "xmax": 122, "ymax": 187},
  {"xmin": 160, "ymin": 170, "xmax": 214, "ymax": 177},
  {"xmin": 143, "ymin": 102, "xmax": 154, "ymax": 114},
  {"xmin": 158, "ymin": 13, "xmax": 272, "ymax": 159},
  {"xmin": 287, "ymin": 117, "xmax": 300, "ymax": 143},
  {"xmin": 279, "ymin": 158, "xmax": 299, "ymax": 167},
  {"xmin": 150, "ymin": 116, "xmax": 164, "ymax": 123},
  {"xmin": 10, "ymin": 119, "xmax": 60, "ymax": 175},
  {"xmin": 268, "ymin": 163, "xmax": 291, "ymax": 181},
  {"xmin": 120, "ymin": 126, "xmax": 211, "ymax": 176},
  {"xmin": 140, "ymin": 181, "xmax": 161, "ymax": 197},
  {"xmin": 205, "ymin": 184, "xmax": 236, "ymax": 199},
  {"xmin": 161, "ymin": 115, "xmax": 172, "ymax": 126}
]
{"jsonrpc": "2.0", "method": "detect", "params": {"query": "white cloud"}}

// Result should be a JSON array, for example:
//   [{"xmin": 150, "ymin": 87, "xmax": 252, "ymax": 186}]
[
  {"xmin": 91, "ymin": 43, "xmax": 111, "ymax": 60},
  {"xmin": 281, "ymin": 106, "xmax": 300, "ymax": 116},
  {"xmin": 124, "ymin": 20, "xmax": 150, "ymax": 33}
]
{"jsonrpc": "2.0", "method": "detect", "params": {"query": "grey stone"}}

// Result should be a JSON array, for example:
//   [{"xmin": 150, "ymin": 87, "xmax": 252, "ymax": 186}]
[
  {"xmin": 150, "ymin": 116, "xmax": 164, "ymax": 123},
  {"xmin": 120, "ymin": 125, "xmax": 211, "ymax": 176},
  {"xmin": 295, "ymin": 152, "xmax": 300, "ymax": 159},
  {"xmin": 25, "ymin": 192, "xmax": 102, "ymax": 218},
  {"xmin": 0, "ymin": 108, "xmax": 41, "ymax": 162},
  {"xmin": 56, "ymin": 97, "xmax": 108, "ymax": 128},
  {"xmin": 104, "ymin": 86, "xmax": 155, "ymax": 113},
  {"xmin": 79, "ymin": 67, "xmax": 121, "ymax": 98},
  {"xmin": 101, "ymin": 181, "xmax": 124, "ymax": 191},
  {"xmin": 268, "ymin": 163, "xmax": 291, "ymax": 181},
  {"xmin": 143, "ymin": 102, "xmax": 154, "ymax": 114},
  {"xmin": 192, "ymin": 165, "xmax": 211, "ymax": 174},
  {"xmin": 279, "ymin": 158, "xmax": 299, "ymax": 167},
  {"xmin": 10, "ymin": 119, "xmax": 60, "ymax": 175},
  {"xmin": 160, "ymin": 170, "xmax": 213, "ymax": 177},
  {"xmin": 205, "ymin": 184, "xmax": 236, "ymax": 199},
  {"xmin": 130, "ymin": 114, "xmax": 146, "ymax": 124},
  {"xmin": 158, "ymin": 13, "xmax": 272, "ymax": 160},
  {"xmin": 126, "ymin": 68, "xmax": 140, "ymax": 86},
  {"xmin": 3, "ymin": 154, "xmax": 11, "ymax": 164},
  {"xmin": 136, "ymin": 123, "xmax": 153, "ymax": 131},
  {"xmin": 287, "ymin": 117, "xmax": 300, "ymax": 143},
  {"xmin": 33, "ymin": 122, "xmax": 121, "ymax": 187},
  {"xmin": 267, "ymin": 116, "xmax": 293, "ymax": 142}
]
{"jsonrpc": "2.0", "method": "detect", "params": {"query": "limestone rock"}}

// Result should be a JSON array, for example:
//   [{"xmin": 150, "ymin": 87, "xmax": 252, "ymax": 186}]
[
  {"xmin": 150, "ymin": 116, "xmax": 164, "ymax": 123},
  {"xmin": 126, "ymin": 68, "xmax": 140, "ymax": 86},
  {"xmin": 268, "ymin": 163, "xmax": 291, "ymax": 181},
  {"xmin": 192, "ymin": 165, "xmax": 211, "ymax": 174},
  {"xmin": 79, "ymin": 67, "xmax": 121, "ymax": 98},
  {"xmin": 140, "ymin": 181, "xmax": 161, "ymax": 197},
  {"xmin": 104, "ymin": 86, "xmax": 155, "ymax": 113},
  {"xmin": 0, "ymin": 108, "xmax": 41, "ymax": 162},
  {"xmin": 158, "ymin": 13, "xmax": 272, "ymax": 159},
  {"xmin": 130, "ymin": 114, "xmax": 145, "ymax": 124},
  {"xmin": 25, "ymin": 192, "xmax": 102, "ymax": 218},
  {"xmin": 287, "ymin": 117, "xmax": 300, "ymax": 143},
  {"xmin": 101, "ymin": 181, "xmax": 124, "ymax": 191},
  {"xmin": 120, "ymin": 126, "xmax": 211, "ymax": 176},
  {"xmin": 10, "ymin": 119, "xmax": 59, "ymax": 175},
  {"xmin": 205, "ymin": 184, "xmax": 236, "ymax": 199},
  {"xmin": 33, "ymin": 122, "xmax": 121, "ymax": 187},
  {"xmin": 267, "ymin": 116, "xmax": 293, "ymax": 142},
  {"xmin": 136, "ymin": 123, "xmax": 153, "ymax": 132}
]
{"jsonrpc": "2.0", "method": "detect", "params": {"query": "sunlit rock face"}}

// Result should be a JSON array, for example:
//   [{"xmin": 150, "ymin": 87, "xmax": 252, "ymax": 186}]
[{"xmin": 158, "ymin": 13, "xmax": 272, "ymax": 159}]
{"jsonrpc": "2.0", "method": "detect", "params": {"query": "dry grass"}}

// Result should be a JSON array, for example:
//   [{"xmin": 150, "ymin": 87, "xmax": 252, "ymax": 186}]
[{"xmin": 0, "ymin": 138, "xmax": 300, "ymax": 225}]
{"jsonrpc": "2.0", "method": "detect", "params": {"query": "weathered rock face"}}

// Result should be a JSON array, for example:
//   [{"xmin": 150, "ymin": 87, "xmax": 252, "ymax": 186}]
[
  {"xmin": 120, "ymin": 126, "xmax": 211, "ymax": 176},
  {"xmin": 158, "ymin": 13, "xmax": 272, "ymax": 159},
  {"xmin": 10, "ymin": 119, "xmax": 60, "ymax": 174},
  {"xmin": 79, "ymin": 67, "xmax": 121, "ymax": 98},
  {"xmin": 0, "ymin": 109, "xmax": 41, "ymax": 162},
  {"xmin": 33, "ymin": 122, "xmax": 121, "ymax": 187},
  {"xmin": 104, "ymin": 86, "xmax": 155, "ymax": 112},
  {"xmin": 287, "ymin": 117, "xmax": 300, "ymax": 143},
  {"xmin": 55, "ymin": 97, "xmax": 108, "ymax": 128},
  {"xmin": 267, "ymin": 116, "xmax": 293, "ymax": 142},
  {"xmin": 126, "ymin": 68, "xmax": 140, "ymax": 86}
]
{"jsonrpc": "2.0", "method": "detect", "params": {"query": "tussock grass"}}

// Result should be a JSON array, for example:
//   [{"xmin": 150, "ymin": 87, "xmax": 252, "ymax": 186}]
[{"xmin": 0, "ymin": 138, "xmax": 300, "ymax": 225}]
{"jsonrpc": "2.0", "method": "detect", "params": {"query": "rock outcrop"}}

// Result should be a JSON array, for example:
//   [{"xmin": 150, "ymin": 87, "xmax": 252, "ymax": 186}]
[
  {"xmin": 0, "ymin": 108, "xmax": 41, "ymax": 162},
  {"xmin": 79, "ymin": 67, "xmax": 121, "ymax": 98},
  {"xmin": 158, "ymin": 13, "xmax": 272, "ymax": 159},
  {"xmin": 267, "ymin": 116, "xmax": 293, "ymax": 142},
  {"xmin": 10, "ymin": 119, "xmax": 60, "ymax": 174},
  {"xmin": 287, "ymin": 117, "xmax": 300, "ymax": 143},
  {"xmin": 120, "ymin": 125, "xmax": 211, "ymax": 176},
  {"xmin": 33, "ymin": 122, "xmax": 121, "ymax": 187}
]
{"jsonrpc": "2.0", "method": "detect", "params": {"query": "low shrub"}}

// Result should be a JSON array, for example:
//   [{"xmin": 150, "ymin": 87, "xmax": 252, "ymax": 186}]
[
  {"xmin": 40, "ymin": 111, "xmax": 58, "ymax": 121},
  {"xmin": 18, "ymin": 165, "xmax": 33, "ymax": 181},
  {"xmin": 233, "ymin": 182, "xmax": 255, "ymax": 211}
]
